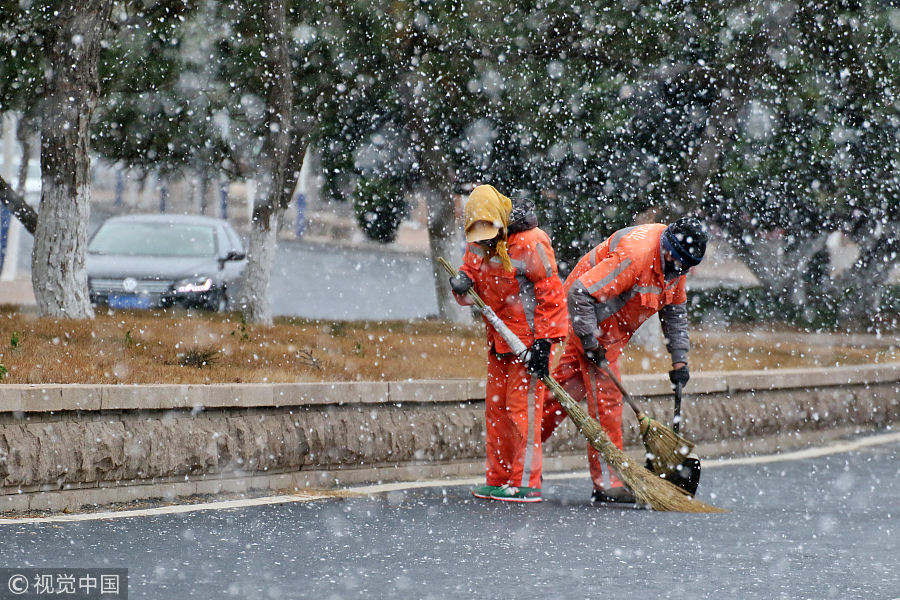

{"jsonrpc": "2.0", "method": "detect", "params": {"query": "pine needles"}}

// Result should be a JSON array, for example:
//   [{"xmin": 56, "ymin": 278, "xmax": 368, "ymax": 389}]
[{"xmin": 179, "ymin": 347, "xmax": 220, "ymax": 368}]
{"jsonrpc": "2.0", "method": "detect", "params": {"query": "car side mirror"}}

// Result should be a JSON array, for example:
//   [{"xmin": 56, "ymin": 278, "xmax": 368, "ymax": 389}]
[{"xmin": 221, "ymin": 250, "xmax": 246, "ymax": 263}]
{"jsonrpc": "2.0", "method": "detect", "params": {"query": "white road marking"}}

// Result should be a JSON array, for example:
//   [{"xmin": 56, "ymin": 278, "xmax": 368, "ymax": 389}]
[
  {"xmin": 1, "ymin": 431, "xmax": 897, "ymax": 524},
  {"xmin": 702, "ymin": 430, "xmax": 900, "ymax": 467},
  {"xmin": 531, "ymin": 430, "xmax": 900, "ymax": 479},
  {"xmin": 348, "ymin": 477, "xmax": 484, "ymax": 495},
  {"xmin": 0, "ymin": 493, "xmax": 334, "ymax": 525}
]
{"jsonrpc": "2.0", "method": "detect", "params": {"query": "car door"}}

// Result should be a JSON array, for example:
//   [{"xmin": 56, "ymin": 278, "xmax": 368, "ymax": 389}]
[{"xmin": 217, "ymin": 222, "xmax": 247, "ymax": 285}]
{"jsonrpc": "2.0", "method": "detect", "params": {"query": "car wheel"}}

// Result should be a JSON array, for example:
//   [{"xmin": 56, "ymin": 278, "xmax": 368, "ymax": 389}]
[
  {"xmin": 205, "ymin": 289, "xmax": 228, "ymax": 313},
  {"xmin": 209, "ymin": 288, "xmax": 228, "ymax": 313}
]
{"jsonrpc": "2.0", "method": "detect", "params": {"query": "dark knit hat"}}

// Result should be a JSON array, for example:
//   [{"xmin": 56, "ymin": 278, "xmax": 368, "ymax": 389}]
[{"xmin": 662, "ymin": 217, "xmax": 708, "ymax": 267}]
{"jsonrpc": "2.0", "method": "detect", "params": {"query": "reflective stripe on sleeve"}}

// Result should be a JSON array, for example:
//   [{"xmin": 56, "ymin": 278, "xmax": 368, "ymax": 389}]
[
  {"xmin": 608, "ymin": 227, "xmax": 637, "ymax": 253},
  {"xmin": 536, "ymin": 243, "xmax": 552, "ymax": 278},
  {"xmin": 586, "ymin": 258, "xmax": 633, "ymax": 294},
  {"xmin": 594, "ymin": 289, "xmax": 636, "ymax": 323},
  {"xmin": 632, "ymin": 285, "xmax": 662, "ymax": 295}
]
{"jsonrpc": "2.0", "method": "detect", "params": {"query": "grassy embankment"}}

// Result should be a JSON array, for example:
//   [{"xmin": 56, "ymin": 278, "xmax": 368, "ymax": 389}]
[{"xmin": 0, "ymin": 306, "xmax": 897, "ymax": 385}]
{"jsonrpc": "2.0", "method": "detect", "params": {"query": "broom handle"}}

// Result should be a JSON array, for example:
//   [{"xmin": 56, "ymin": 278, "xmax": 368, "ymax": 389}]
[
  {"xmin": 436, "ymin": 257, "xmax": 528, "ymax": 358},
  {"xmin": 672, "ymin": 381, "xmax": 683, "ymax": 434},
  {"xmin": 438, "ymin": 256, "xmax": 646, "ymax": 419},
  {"xmin": 437, "ymin": 256, "xmax": 599, "ymax": 422},
  {"xmin": 596, "ymin": 361, "xmax": 644, "ymax": 419}
]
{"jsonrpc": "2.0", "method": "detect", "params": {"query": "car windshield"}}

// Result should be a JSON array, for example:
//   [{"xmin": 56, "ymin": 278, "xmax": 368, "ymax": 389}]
[{"xmin": 88, "ymin": 222, "xmax": 217, "ymax": 257}]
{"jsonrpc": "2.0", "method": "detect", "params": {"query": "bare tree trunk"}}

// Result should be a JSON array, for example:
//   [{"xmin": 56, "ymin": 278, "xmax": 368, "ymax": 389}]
[
  {"xmin": 240, "ymin": 130, "xmax": 311, "ymax": 323},
  {"xmin": 421, "ymin": 186, "xmax": 470, "ymax": 323},
  {"xmin": 241, "ymin": 203, "xmax": 280, "ymax": 323},
  {"xmin": 238, "ymin": 0, "xmax": 294, "ymax": 325},
  {"xmin": 15, "ymin": 113, "xmax": 34, "ymax": 196},
  {"xmin": 31, "ymin": 0, "xmax": 113, "ymax": 319},
  {"xmin": 198, "ymin": 169, "xmax": 211, "ymax": 216},
  {"xmin": 831, "ymin": 221, "xmax": 900, "ymax": 324},
  {"xmin": 399, "ymin": 74, "xmax": 471, "ymax": 324}
]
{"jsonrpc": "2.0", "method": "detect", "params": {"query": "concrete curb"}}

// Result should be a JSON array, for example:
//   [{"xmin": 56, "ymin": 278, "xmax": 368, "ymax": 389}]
[{"xmin": 5, "ymin": 363, "xmax": 895, "ymax": 413}]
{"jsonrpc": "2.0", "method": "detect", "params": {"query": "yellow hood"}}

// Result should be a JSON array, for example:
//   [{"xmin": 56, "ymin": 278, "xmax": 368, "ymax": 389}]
[
  {"xmin": 464, "ymin": 185, "xmax": 513, "ymax": 271},
  {"xmin": 464, "ymin": 185, "xmax": 512, "ymax": 242}
]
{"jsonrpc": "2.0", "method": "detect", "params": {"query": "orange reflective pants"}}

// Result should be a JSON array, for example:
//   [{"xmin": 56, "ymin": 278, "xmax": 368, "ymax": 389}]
[
  {"xmin": 541, "ymin": 340, "xmax": 625, "ymax": 491},
  {"xmin": 484, "ymin": 351, "xmax": 545, "ymax": 489}
]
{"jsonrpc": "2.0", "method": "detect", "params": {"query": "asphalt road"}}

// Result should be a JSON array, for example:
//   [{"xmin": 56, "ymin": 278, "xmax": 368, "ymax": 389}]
[
  {"xmin": 1, "ymin": 433, "xmax": 898, "ymax": 600},
  {"xmin": 268, "ymin": 239, "xmax": 439, "ymax": 321}
]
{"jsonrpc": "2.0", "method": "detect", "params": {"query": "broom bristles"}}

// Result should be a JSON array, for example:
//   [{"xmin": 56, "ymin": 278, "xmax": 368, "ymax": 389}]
[
  {"xmin": 545, "ymin": 378, "xmax": 726, "ymax": 513},
  {"xmin": 639, "ymin": 414, "xmax": 696, "ymax": 475}
]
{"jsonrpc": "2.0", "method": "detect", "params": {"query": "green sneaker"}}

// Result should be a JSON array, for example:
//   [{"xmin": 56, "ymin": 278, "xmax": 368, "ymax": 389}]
[
  {"xmin": 471, "ymin": 485, "xmax": 504, "ymax": 499},
  {"xmin": 489, "ymin": 484, "xmax": 542, "ymax": 503}
]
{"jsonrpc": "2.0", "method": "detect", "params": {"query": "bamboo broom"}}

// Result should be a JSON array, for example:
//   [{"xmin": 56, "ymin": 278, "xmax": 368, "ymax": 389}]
[
  {"xmin": 438, "ymin": 257, "xmax": 724, "ymax": 513},
  {"xmin": 595, "ymin": 362, "xmax": 696, "ymax": 479}
]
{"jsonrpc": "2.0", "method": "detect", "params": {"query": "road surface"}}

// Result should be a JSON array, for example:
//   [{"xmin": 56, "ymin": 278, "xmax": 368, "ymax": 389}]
[
  {"xmin": 1, "ymin": 432, "xmax": 898, "ymax": 600},
  {"xmin": 269, "ymin": 240, "xmax": 439, "ymax": 320}
]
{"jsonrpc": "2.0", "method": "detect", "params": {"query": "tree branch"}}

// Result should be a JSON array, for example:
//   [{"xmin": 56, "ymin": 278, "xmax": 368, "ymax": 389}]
[{"xmin": 0, "ymin": 175, "xmax": 38, "ymax": 234}]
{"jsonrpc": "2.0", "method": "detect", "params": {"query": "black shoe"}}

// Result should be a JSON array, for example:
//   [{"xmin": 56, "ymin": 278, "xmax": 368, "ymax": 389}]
[
  {"xmin": 591, "ymin": 486, "xmax": 636, "ymax": 504},
  {"xmin": 667, "ymin": 453, "xmax": 701, "ymax": 497}
]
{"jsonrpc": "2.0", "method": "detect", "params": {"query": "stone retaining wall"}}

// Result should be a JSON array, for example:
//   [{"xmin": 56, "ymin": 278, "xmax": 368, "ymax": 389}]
[{"xmin": 0, "ymin": 364, "xmax": 898, "ymax": 512}]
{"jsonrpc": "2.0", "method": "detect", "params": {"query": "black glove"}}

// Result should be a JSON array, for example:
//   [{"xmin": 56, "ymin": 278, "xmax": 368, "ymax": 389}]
[
  {"xmin": 669, "ymin": 365, "xmax": 690, "ymax": 387},
  {"xmin": 584, "ymin": 344, "xmax": 606, "ymax": 369},
  {"xmin": 526, "ymin": 339, "xmax": 552, "ymax": 379},
  {"xmin": 449, "ymin": 272, "xmax": 474, "ymax": 295}
]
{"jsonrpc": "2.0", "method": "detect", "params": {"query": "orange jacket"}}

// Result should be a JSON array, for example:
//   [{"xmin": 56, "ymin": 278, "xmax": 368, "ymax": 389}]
[
  {"xmin": 455, "ymin": 227, "xmax": 568, "ymax": 354},
  {"xmin": 566, "ymin": 223, "xmax": 689, "ymax": 362}
]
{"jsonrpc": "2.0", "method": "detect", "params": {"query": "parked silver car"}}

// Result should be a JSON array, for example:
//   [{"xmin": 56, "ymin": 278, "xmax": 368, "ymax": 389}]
[{"xmin": 87, "ymin": 214, "xmax": 247, "ymax": 311}]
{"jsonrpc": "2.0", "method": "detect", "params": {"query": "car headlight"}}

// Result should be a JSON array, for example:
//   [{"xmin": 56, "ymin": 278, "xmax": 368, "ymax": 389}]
[{"xmin": 175, "ymin": 278, "xmax": 213, "ymax": 293}]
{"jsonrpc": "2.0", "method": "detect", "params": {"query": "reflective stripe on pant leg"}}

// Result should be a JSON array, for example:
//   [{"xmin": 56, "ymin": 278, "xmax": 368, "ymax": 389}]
[
  {"xmin": 507, "ymin": 360, "xmax": 543, "ymax": 489},
  {"xmin": 518, "ymin": 374, "xmax": 538, "ymax": 488}
]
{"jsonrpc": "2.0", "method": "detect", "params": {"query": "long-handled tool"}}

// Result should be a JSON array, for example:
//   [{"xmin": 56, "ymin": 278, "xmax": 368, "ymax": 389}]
[
  {"xmin": 664, "ymin": 381, "xmax": 702, "ymax": 495},
  {"xmin": 438, "ymin": 257, "xmax": 723, "ymax": 513},
  {"xmin": 592, "ymin": 361, "xmax": 696, "ymax": 484},
  {"xmin": 673, "ymin": 381, "xmax": 684, "ymax": 434}
]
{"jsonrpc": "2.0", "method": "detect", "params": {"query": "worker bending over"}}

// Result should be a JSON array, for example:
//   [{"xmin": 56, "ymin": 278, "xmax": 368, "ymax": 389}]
[{"xmin": 541, "ymin": 217, "xmax": 708, "ymax": 503}]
